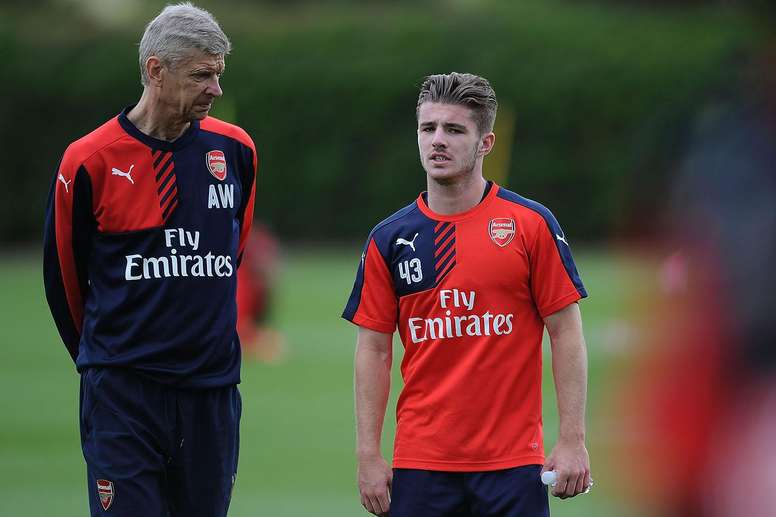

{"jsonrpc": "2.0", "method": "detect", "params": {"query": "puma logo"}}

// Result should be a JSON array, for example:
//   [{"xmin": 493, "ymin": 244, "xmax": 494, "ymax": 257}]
[
  {"xmin": 111, "ymin": 164, "xmax": 135, "ymax": 185},
  {"xmin": 556, "ymin": 233, "xmax": 568, "ymax": 246},
  {"xmin": 57, "ymin": 173, "xmax": 72, "ymax": 193},
  {"xmin": 396, "ymin": 233, "xmax": 419, "ymax": 252}
]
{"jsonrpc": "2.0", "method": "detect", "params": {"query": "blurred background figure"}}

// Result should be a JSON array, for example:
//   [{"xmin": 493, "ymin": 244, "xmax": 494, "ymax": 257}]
[
  {"xmin": 237, "ymin": 222, "xmax": 285, "ymax": 362},
  {"xmin": 623, "ymin": 18, "xmax": 776, "ymax": 516}
]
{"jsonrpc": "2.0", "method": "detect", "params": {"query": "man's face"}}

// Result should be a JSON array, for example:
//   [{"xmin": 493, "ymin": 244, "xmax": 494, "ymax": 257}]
[
  {"xmin": 158, "ymin": 49, "xmax": 224, "ymax": 121},
  {"xmin": 417, "ymin": 102, "xmax": 491, "ymax": 184}
]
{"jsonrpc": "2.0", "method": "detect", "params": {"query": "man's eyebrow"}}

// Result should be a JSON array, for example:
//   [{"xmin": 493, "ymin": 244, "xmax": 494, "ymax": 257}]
[
  {"xmin": 192, "ymin": 62, "xmax": 224, "ymax": 71},
  {"xmin": 443, "ymin": 122, "xmax": 467, "ymax": 130}
]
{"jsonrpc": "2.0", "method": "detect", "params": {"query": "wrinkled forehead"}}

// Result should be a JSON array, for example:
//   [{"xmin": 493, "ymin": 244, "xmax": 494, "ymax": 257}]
[{"xmin": 174, "ymin": 49, "xmax": 225, "ymax": 72}]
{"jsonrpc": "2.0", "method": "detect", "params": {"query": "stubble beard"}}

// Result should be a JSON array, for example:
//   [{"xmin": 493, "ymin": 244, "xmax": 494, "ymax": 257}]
[{"xmin": 427, "ymin": 144, "xmax": 480, "ymax": 187}]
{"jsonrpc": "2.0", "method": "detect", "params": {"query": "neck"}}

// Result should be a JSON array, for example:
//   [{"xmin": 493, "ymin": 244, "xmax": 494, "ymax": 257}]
[
  {"xmin": 127, "ymin": 89, "xmax": 191, "ymax": 142},
  {"xmin": 426, "ymin": 171, "xmax": 488, "ymax": 215}
]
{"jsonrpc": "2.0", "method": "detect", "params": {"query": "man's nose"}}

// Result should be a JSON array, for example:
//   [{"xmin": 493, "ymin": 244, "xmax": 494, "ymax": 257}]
[
  {"xmin": 206, "ymin": 76, "xmax": 223, "ymax": 97},
  {"xmin": 431, "ymin": 128, "xmax": 447, "ymax": 147}
]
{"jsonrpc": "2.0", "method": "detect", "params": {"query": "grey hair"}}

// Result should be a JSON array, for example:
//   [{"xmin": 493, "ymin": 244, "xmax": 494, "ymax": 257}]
[
  {"xmin": 417, "ymin": 73, "xmax": 498, "ymax": 134},
  {"xmin": 139, "ymin": 2, "xmax": 231, "ymax": 86}
]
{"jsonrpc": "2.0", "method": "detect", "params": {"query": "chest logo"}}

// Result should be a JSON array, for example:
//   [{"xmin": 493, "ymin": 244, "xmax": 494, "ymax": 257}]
[
  {"xmin": 489, "ymin": 218, "xmax": 515, "ymax": 247},
  {"xmin": 206, "ymin": 150, "xmax": 227, "ymax": 181},
  {"xmin": 111, "ymin": 164, "xmax": 135, "ymax": 185},
  {"xmin": 395, "ymin": 233, "xmax": 419, "ymax": 252}
]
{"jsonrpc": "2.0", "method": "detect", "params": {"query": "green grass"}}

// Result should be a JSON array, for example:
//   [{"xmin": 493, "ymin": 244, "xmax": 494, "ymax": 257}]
[{"xmin": 0, "ymin": 247, "xmax": 654, "ymax": 516}]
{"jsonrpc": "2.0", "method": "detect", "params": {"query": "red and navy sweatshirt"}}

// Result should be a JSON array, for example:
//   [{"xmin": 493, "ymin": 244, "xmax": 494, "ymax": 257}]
[{"xmin": 43, "ymin": 107, "xmax": 257, "ymax": 387}]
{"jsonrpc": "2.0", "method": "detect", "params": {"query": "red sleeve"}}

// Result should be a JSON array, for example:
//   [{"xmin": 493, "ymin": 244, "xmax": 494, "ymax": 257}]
[
  {"xmin": 528, "ymin": 218, "xmax": 585, "ymax": 318},
  {"xmin": 342, "ymin": 238, "xmax": 398, "ymax": 333},
  {"xmin": 43, "ymin": 154, "xmax": 93, "ymax": 361},
  {"xmin": 237, "ymin": 143, "xmax": 257, "ymax": 265}
]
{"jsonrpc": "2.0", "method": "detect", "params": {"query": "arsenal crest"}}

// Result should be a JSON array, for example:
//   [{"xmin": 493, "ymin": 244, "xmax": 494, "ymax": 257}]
[
  {"xmin": 206, "ymin": 150, "xmax": 227, "ymax": 181},
  {"xmin": 489, "ymin": 218, "xmax": 515, "ymax": 247},
  {"xmin": 96, "ymin": 479, "xmax": 114, "ymax": 511}
]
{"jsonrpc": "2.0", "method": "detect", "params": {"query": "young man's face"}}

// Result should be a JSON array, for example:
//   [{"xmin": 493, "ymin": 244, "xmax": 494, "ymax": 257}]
[
  {"xmin": 417, "ymin": 102, "xmax": 492, "ymax": 184},
  {"xmin": 158, "ymin": 49, "xmax": 224, "ymax": 122}
]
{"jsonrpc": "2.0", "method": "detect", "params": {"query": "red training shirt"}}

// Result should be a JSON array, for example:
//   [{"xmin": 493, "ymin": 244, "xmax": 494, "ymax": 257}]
[{"xmin": 343, "ymin": 183, "xmax": 587, "ymax": 471}]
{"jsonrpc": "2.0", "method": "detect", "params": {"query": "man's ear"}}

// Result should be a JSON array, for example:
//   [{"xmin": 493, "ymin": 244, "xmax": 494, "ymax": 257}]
[
  {"xmin": 479, "ymin": 132, "xmax": 496, "ymax": 157},
  {"xmin": 146, "ymin": 56, "xmax": 164, "ymax": 87}
]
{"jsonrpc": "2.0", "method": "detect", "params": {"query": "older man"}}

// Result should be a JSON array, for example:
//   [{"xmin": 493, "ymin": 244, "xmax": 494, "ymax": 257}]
[{"xmin": 43, "ymin": 3, "xmax": 256, "ymax": 515}]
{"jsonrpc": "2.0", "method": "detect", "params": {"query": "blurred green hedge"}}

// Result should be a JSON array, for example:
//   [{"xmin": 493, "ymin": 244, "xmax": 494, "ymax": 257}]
[{"xmin": 0, "ymin": 1, "xmax": 760, "ymax": 243}]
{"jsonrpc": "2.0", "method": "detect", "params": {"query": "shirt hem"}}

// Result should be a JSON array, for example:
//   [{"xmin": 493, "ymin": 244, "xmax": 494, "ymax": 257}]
[
  {"xmin": 393, "ymin": 454, "xmax": 546, "ymax": 472},
  {"xmin": 347, "ymin": 314, "xmax": 396, "ymax": 334},
  {"xmin": 538, "ymin": 291, "xmax": 582, "ymax": 319}
]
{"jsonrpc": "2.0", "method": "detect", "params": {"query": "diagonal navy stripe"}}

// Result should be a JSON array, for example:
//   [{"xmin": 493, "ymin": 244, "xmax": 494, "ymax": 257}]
[
  {"xmin": 162, "ymin": 198, "xmax": 178, "ymax": 220},
  {"xmin": 436, "ymin": 259, "xmax": 456, "ymax": 285},
  {"xmin": 436, "ymin": 235, "xmax": 455, "ymax": 263},
  {"xmin": 434, "ymin": 221, "xmax": 451, "ymax": 232},
  {"xmin": 157, "ymin": 169, "xmax": 175, "ymax": 195},
  {"xmin": 160, "ymin": 187, "xmax": 177, "ymax": 211},
  {"xmin": 155, "ymin": 155, "xmax": 173, "ymax": 181},
  {"xmin": 160, "ymin": 181, "xmax": 177, "ymax": 205},
  {"xmin": 434, "ymin": 221, "xmax": 452, "ymax": 236},
  {"xmin": 154, "ymin": 151, "xmax": 165, "ymax": 170},
  {"xmin": 436, "ymin": 244, "xmax": 456, "ymax": 272},
  {"xmin": 434, "ymin": 224, "xmax": 454, "ymax": 245},
  {"xmin": 435, "ymin": 226, "xmax": 455, "ymax": 254}
]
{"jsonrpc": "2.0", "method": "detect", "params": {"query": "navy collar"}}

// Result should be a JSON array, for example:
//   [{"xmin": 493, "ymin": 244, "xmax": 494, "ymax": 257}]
[{"xmin": 118, "ymin": 105, "xmax": 200, "ymax": 152}]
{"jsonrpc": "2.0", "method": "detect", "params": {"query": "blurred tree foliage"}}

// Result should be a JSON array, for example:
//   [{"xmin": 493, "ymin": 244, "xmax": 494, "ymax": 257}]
[{"xmin": 0, "ymin": 0, "xmax": 761, "ymax": 243}]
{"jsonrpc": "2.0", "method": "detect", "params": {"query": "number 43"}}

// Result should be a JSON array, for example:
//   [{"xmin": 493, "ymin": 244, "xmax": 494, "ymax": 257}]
[{"xmin": 398, "ymin": 258, "xmax": 423, "ymax": 285}]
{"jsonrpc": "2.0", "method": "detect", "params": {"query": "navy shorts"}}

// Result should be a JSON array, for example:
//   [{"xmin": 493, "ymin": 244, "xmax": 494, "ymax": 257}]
[
  {"xmin": 79, "ymin": 368, "xmax": 241, "ymax": 517},
  {"xmin": 390, "ymin": 465, "xmax": 549, "ymax": 517}
]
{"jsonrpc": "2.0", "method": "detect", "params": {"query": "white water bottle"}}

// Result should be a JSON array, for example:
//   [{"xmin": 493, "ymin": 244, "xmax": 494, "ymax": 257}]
[{"xmin": 541, "ymin": 471, "xmax": 593, "ymax": 494}]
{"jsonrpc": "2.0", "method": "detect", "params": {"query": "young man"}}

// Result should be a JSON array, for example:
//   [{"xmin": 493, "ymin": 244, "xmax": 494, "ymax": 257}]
[
  {"xmin": 42, "ymin": 4, "xmax": 256, "ymax": 516},
  {"xmin": 343, "ymin": 73, "xmax": 591, "ymax": 516}
]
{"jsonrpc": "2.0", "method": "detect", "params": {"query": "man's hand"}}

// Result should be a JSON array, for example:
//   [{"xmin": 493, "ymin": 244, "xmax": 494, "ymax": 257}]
[
  {"xmin": 543, "ymin": 303, "xmax": 591, "ymax": 499},
  {"xmin": 542, "ymin": 440, "xmax": 591, "ymax": 499},
  {"xmin": 358, "ymin": 454, "xmax": 392, "ymax": 516}
]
